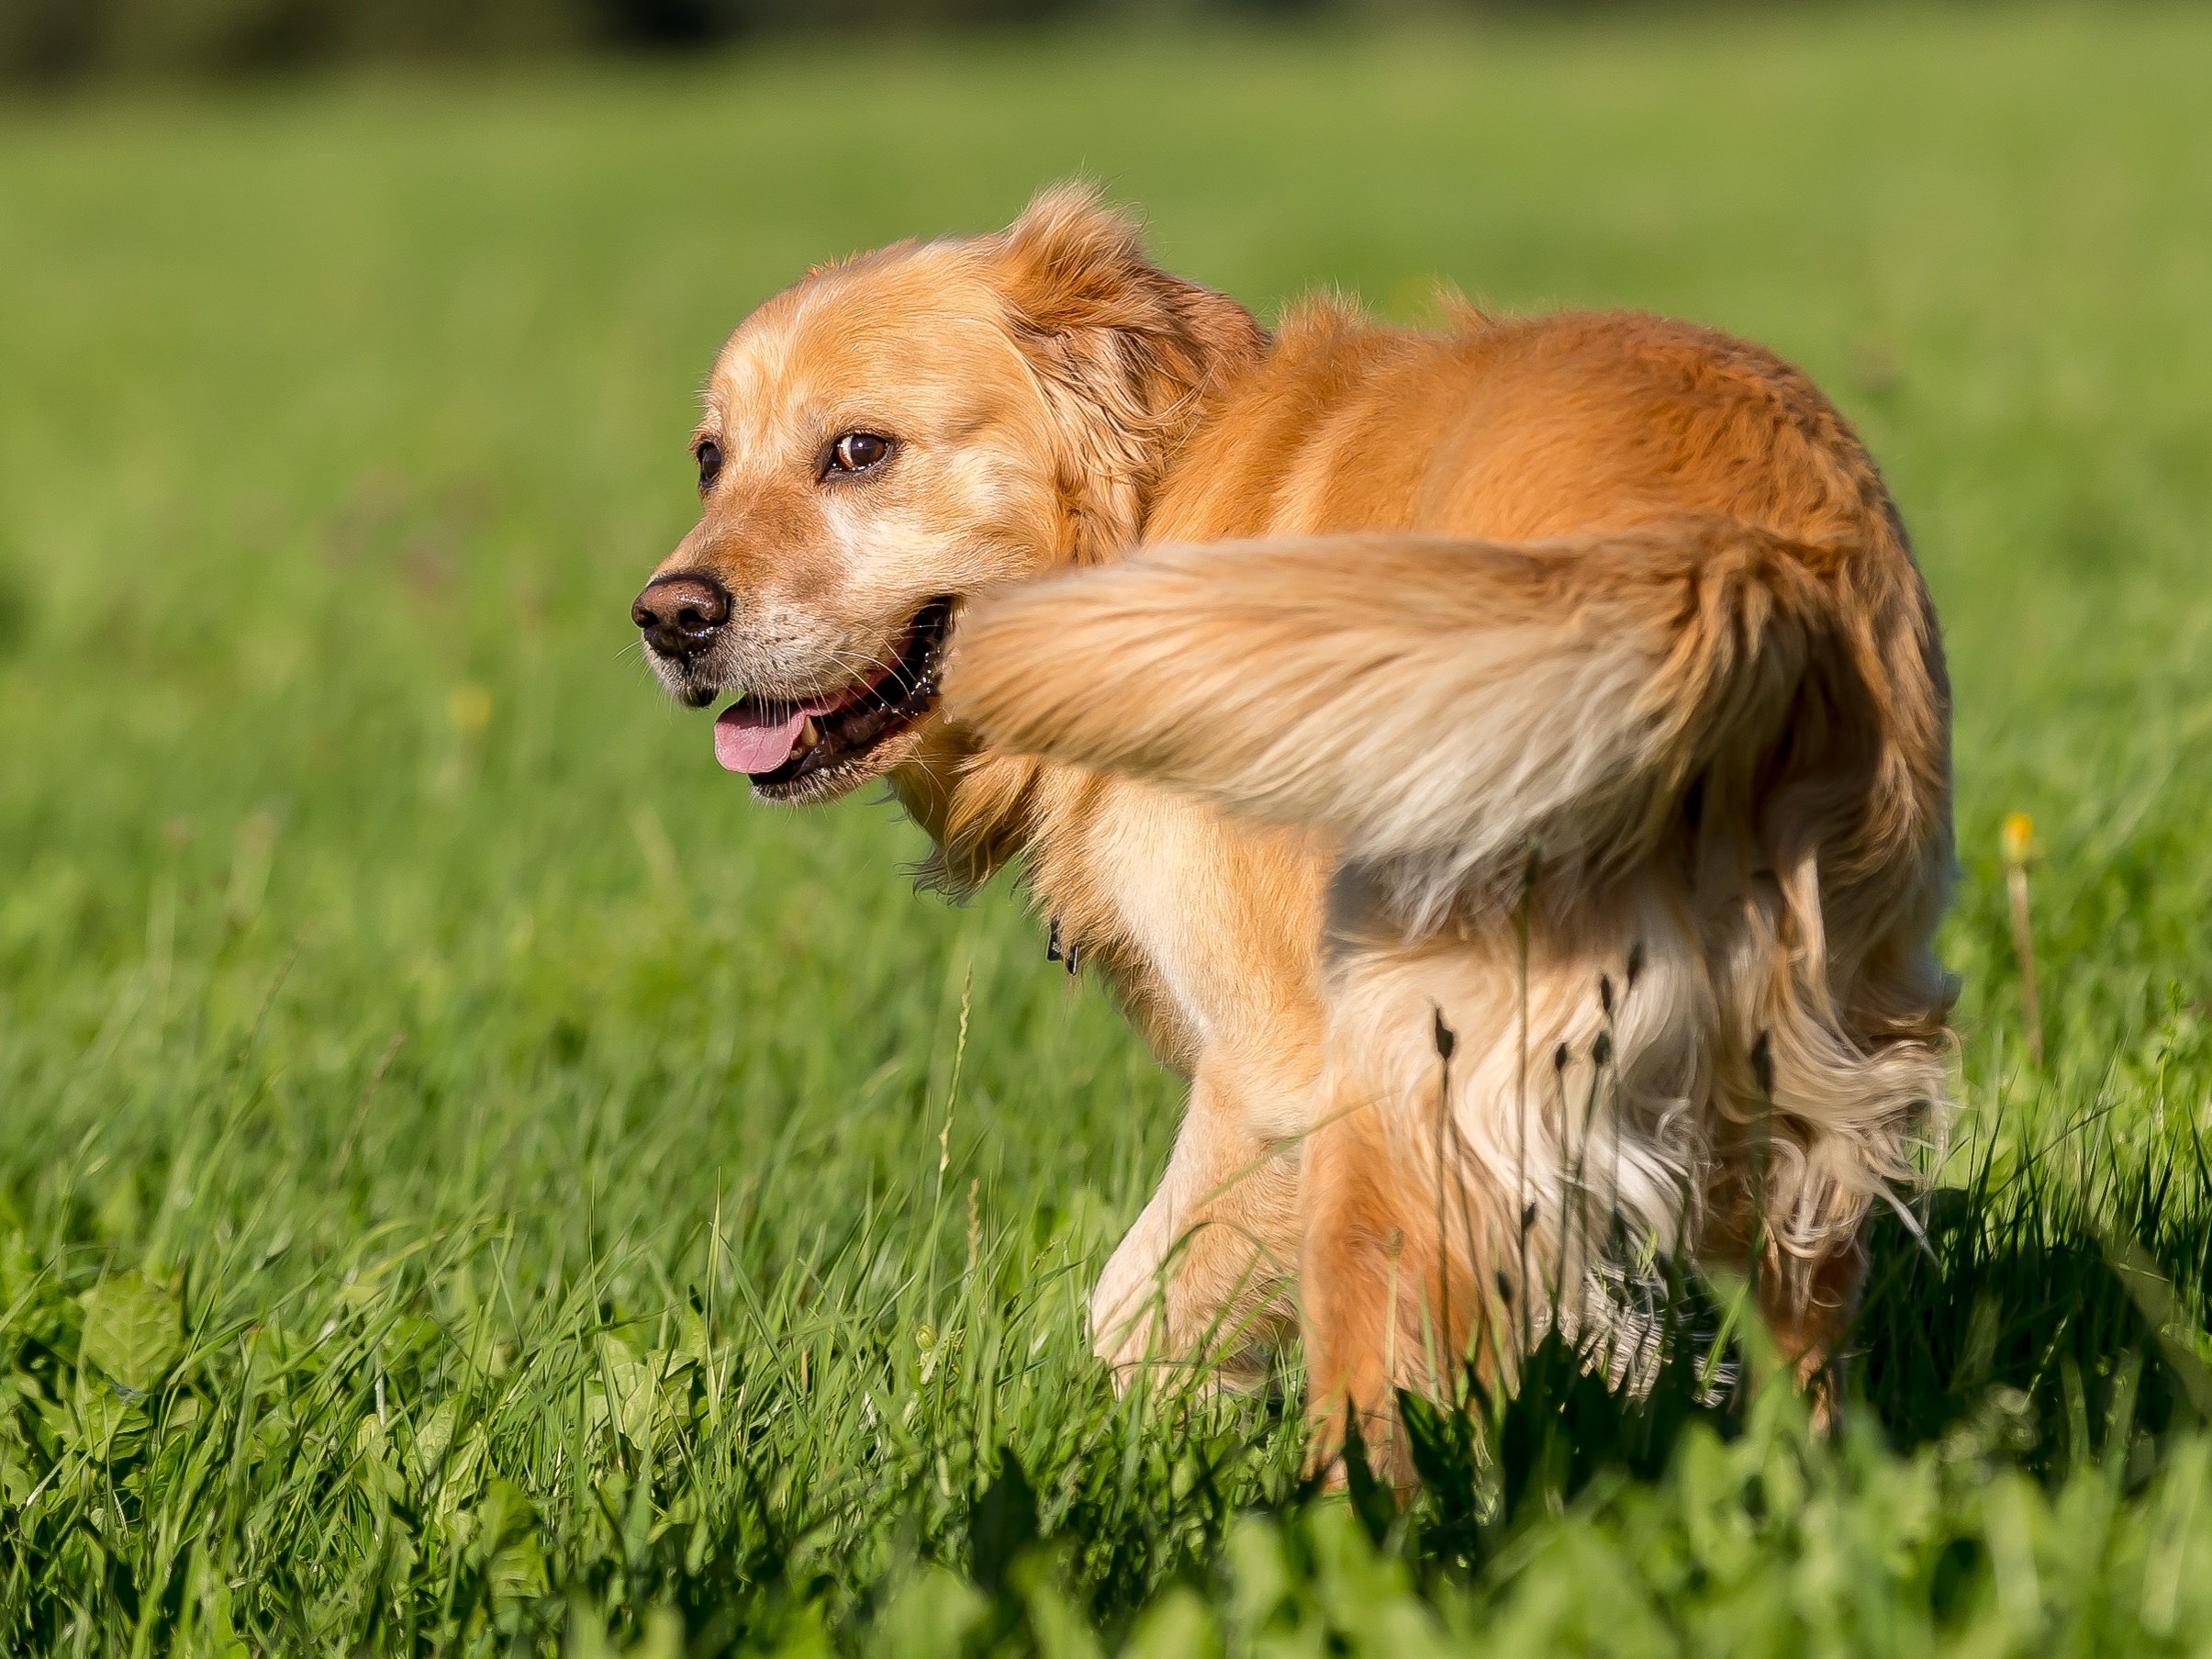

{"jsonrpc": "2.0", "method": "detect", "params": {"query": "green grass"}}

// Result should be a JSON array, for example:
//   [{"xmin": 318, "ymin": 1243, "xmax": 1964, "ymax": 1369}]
[{"xmin": 6, "ymin": 7, "xmax": 2212, "ymax": 1653}]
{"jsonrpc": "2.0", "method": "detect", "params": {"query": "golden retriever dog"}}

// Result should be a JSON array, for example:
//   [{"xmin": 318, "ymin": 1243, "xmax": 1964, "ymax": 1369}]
[{"xmin": 631, "ymin": 185, "xmax": 1954, "ymax": 1474}]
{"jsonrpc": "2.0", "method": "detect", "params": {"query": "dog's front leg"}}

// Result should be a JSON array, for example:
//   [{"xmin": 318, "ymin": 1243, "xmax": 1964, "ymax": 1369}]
[{"xmin": 1090, "ymin": 1062, "xmax": 1303, "ymax": 1391}]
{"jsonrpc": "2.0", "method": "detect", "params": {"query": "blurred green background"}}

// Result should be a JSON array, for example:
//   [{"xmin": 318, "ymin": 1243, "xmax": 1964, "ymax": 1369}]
[
  {"xmin": 10, "ymin": 0, "xmax": 1745, "ymax": 84},
  {"xmin": 6, "ymin": 0, "xmax": 1708, "ymax": 84},
  {"xmin": 5, "ymin": 6, "xmax": 2212, "ymax": 1653}
]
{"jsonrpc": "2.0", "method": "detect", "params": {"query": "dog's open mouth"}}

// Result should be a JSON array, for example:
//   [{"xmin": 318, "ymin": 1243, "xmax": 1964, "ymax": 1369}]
[{"xmin": 711, "ymin": 600, "xmax": 954, "ymax": 797}]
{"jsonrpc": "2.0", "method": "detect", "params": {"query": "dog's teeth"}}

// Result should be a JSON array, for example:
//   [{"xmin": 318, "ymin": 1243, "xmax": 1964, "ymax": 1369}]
[{"xmin": 799, "ymin": 716, "xmax": 821, "ymax": 748}]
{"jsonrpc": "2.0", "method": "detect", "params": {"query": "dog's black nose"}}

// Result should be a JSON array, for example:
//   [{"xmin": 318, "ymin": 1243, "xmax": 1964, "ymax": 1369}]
[{"xmin": 632, "ymin": 573, "xmax": 730, "ymax": 657}]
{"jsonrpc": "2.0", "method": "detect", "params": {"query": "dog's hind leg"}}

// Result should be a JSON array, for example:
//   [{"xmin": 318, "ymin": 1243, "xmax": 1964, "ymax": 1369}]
[
  {"xmin": 1300, "ymin": 1100, "xmax": 1414, "ymax": 1485},
  {"xmin": 1698, "ymin": 1196, "xmax": 1869, "ymax": 1431},
  {"xmin": 1299, "ymin": 1067, "xmax": 1512, "ymax": 1490},
  {"xmin": 1765, "ymin": 1232, "xmax": 1867, "ymax": 1432}
]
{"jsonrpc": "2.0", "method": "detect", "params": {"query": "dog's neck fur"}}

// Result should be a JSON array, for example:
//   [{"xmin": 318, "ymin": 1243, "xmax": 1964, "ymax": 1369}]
[{"xmin": 891, "ymin": 189, "xmax": 1271, "ymax": 899}]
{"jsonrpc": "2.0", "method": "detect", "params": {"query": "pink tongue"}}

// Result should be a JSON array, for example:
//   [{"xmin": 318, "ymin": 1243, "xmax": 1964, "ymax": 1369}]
[{"xmin": 714, "ymin": 701, "xmax": 805, "ymax": 775}]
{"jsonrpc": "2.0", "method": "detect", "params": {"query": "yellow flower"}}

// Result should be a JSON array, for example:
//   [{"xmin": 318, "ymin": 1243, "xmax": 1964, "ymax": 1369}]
[{"xmin": 447, "ymin": 684, "xmax": 493, "ymax": 735}]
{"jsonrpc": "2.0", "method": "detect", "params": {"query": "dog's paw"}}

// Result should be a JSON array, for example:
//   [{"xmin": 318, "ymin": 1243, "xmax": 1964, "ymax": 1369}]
[{"xmin": 1089, "ymin": 1280, "xmax": 1167, "ymax": 1386}]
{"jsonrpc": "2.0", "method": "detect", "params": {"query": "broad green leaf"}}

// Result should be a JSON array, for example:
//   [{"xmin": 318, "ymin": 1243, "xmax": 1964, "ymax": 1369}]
[
  {"xmin": 473, "ymin": 1478, "xmax": 548, "ymax": 1606},
  {"xmin": 1119, "ymin": 1587, "xmax": 1221, "ymax": 1659},
  {"xmin": 77, "ymin": 1272, "xmax": 183, "ymax": 1396},
  {"xmin": 869, "ymin": 1565, "xmax": 988, "ymax": 1659}
]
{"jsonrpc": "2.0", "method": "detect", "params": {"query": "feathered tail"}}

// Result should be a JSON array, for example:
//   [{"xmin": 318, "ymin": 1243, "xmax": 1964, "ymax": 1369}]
[{"xmin": 944, "ymin": 516, "xmax": 1949, "ymax": 925}]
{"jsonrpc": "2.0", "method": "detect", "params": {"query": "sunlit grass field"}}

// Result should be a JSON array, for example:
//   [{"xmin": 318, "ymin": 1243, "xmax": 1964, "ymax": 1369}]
[{"xmin": 5, "ymin": 7, "xmax": 2212, "ymax": 1653}]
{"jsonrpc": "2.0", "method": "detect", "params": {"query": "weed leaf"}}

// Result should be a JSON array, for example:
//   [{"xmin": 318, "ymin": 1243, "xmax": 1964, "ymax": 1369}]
[{"xmin": 76, "ymin": 1270, "xmax": 183, "ymax": 1396}]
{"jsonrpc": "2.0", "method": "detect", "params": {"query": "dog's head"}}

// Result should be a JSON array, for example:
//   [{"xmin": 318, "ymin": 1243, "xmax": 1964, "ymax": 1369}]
[{"xmin": 631, "ymin": 185, "xmax": 1265, "ymax": 805}]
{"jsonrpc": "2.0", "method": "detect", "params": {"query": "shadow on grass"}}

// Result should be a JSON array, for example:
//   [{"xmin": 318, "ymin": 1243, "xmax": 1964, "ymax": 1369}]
[
  {"xmin": 1339, "ymin": 1125, "xmax": 2212, "ymax": 1578},
  {"xmin": 1857, "ymin": 1130, "xmax": 2212, "ymax": 1474}
]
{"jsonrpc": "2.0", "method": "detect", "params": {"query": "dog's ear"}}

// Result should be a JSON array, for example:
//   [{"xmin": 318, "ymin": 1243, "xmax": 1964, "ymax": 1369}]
[{"xmin": 990, "ymin": 183, "xmax": 1266, "ymax": 561}]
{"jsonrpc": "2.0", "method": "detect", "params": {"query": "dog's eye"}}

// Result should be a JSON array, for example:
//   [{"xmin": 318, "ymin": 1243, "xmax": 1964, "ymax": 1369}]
[
  {"xmin": 695, "ymin": 438, "xmax": 723, "ymax": 494},
  {"xmin": 826, "ymin": 432, "xmax": 892, "ymax": 476}
]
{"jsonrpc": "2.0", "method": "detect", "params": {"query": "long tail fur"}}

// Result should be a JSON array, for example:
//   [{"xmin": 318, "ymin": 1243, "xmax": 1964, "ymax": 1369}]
[{"xmin": 945, "ymin": 515, "xmax": 1949, "ymax": 932}]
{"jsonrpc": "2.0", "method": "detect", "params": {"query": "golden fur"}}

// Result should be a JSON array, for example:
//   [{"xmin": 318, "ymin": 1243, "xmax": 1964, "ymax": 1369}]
[{"xmin": 635, "ymin": 185, "xmax": 1955, "ymax": 1477}]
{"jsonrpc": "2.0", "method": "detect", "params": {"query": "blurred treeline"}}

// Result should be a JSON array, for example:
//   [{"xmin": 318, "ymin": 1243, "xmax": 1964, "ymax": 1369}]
[{"xmin": 4, "ymin": 0, "xmax": 1381, "ymax": 84}]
